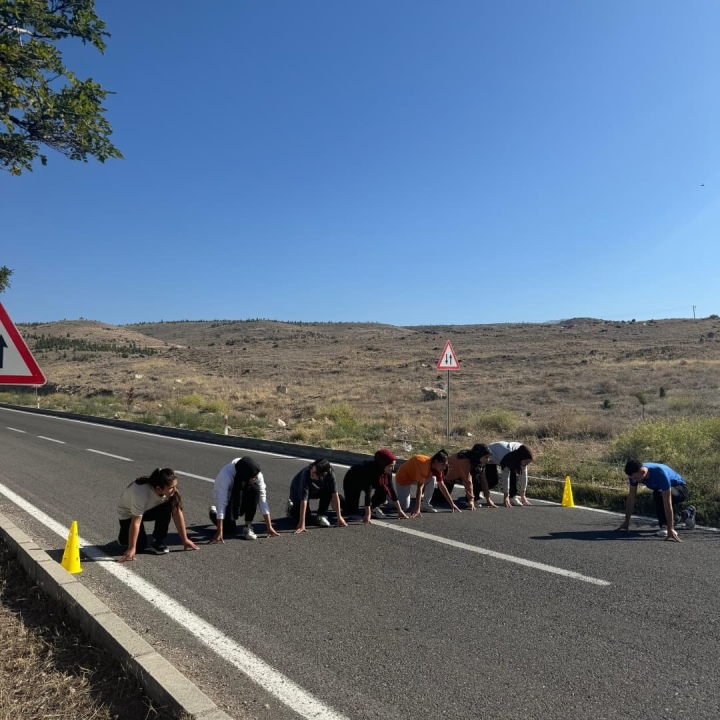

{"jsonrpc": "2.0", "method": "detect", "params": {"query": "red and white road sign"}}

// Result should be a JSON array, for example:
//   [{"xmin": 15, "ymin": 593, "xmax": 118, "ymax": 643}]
[
  {"xmin": 436, "ymin": 340, "xmax": 460, "ymax": 370},
  {"xmin": 0, "ymin": 302, "xmax": 46, "ymax": 385}
]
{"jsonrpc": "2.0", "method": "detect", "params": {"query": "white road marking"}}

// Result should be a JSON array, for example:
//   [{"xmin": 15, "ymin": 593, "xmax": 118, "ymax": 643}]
[
  {"xmin": 6, "ymin": 427, "xmax": 26, "ymax": 433},
  {"xmin": 37, "ymin": 436, "xmax": 66, "ymax": 444},
  {"xmin": 373, "ymin": 520, "xmax": 611, "ymax": 586},
  {"xmin": 86, "ymin": 449, "xmax": 134, "ymax": 462},
  {"xmin": 175, "ymin": 470, "xmax": 213, "ymax": 482},
  {"xmin": 0, "ymin": 481, "xmax": 349, "ymax": 720}
]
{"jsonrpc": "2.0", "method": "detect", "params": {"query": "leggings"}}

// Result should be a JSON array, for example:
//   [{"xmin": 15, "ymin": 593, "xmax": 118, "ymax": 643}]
[{"xmin": 118, "ymin": 502, "xmax": 172, "ymax": 551}]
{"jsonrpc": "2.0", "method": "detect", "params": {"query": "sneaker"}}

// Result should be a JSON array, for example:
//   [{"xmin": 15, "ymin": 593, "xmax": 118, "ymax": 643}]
[
  {"xmin": 148, "ymin": 540, "xmax": 169, "ymax": 554},
  {"xmin": 285, "ymin": 499, "xmax": 294, "ymax": 518},
  {"xmin": 684, "ymin": 505, "xmax": 697, "ymax": 530},
  {"xmin": 209, "ymin": 505, "xmax": 218, "ymax": 525},
  {"xmin": 510, "ymin": 496, "xmax": 523, "ymax": 506},
  {"xmin": 656, "ymin": 528, "xmax": 669, "ymax": 538},
  {"xmin": 371, "ymin": 507, "xmax": 385, "ymax": 519},
  {"xmin": 242, "ymin": 525, "xmax": 257, "ymax": 541},
  {"xmin": 315, "ymin": 515, "xmax": 331, "ymax": 528},
  {"xmin": 420, "ymin": 503, "xmax": 437, "ymax": 513}
]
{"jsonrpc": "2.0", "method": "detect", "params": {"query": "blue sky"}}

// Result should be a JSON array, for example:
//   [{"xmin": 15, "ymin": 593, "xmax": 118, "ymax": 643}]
[{"xmin": 2, "ymin": 1, "xmax": 719, "ymax": 325}]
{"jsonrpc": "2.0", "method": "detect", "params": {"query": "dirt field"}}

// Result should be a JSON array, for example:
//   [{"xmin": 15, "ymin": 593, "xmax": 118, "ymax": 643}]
[{"xmin": 13, "ymin": 315, "xmax": 720, "ymax": 457}]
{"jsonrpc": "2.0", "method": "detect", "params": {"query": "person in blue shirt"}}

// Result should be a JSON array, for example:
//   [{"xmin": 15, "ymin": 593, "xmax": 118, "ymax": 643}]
[{"xmin": 616, "ymin": 459, "xmax": 695, "ymax": 542}]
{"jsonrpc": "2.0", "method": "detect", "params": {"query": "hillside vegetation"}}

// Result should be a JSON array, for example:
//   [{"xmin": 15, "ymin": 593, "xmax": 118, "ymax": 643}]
[{"xmin": 4, "ymin": 316, "xmax": 720, "ymax": 523}]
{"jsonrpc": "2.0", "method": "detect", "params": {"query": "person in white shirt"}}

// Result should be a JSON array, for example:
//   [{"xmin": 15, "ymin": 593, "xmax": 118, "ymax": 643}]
[
  {"xmin": 486, "ymin": 442, "xmax": 534, "ymax": 507},
  {"xmin": 116, "ymin": 468, "xmax": 199, "ymax": 562},
  {"xmin": 209, "ymin": 457, "xmax": 280, "ymax": 542}
]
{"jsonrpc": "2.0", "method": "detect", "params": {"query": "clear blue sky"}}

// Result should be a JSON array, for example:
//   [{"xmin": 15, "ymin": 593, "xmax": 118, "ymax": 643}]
[{"xmin": 3, "ymin": 0, "xmax": 719, "ymax": 325}]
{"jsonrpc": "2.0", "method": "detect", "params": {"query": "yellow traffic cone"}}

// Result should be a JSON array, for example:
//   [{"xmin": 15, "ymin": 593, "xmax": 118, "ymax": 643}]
[
  {"xmin": 61, "ymin": 520, "xmax": 82, "ymax": 574},
  {"xmin": 561, "ymin": 476, "xmax": 575, "ymax": 507}
]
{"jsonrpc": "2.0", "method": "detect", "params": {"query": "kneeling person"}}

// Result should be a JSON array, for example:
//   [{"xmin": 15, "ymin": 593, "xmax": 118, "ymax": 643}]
[
  {"xmin": 210, "ymin": 457, "xmax": 279, "ymax": 543},
  {"xmin": 117, "ymin": 468, "xmax": 199, "ymax": 562},
  {"xmin": 288, "ymin": 459, "xmax": 348, "ymax": 533}
]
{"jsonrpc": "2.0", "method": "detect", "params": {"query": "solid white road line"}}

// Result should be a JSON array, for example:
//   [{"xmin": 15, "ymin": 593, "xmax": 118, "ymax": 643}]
[
  {"xmin": 0, "ymin": 481, "xmax": 349, "ymax": 720},
  {"xmin": 86, "ymin": 449, "xmax": 134, "ymax": 462},
  {"xmin": 373, "ymin": 520, "xmax": 611, "ymax": 586},
  {"xmin": 37, "ymin": 436, "xmax": 66, "ymax": 444}
]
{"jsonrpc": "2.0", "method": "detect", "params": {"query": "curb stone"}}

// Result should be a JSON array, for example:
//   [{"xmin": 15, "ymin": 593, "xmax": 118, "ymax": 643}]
[{"xmin": 0, "ymin": 511, "xmax": 234, "ymax": 720}]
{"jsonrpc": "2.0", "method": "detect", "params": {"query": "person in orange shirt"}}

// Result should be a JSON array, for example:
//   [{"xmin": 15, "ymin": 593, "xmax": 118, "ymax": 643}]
[{"xmin": 393, "ymin": 450, "xmax": 457, "ymax": 517}]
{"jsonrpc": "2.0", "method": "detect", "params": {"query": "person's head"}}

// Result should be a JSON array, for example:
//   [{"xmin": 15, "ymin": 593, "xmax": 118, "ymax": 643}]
[
  {"xmin": 430, "ymin": 449, "xmax": 450, "ymax": 475},
  {"xmin": 624, "ymin": 459, "xmax": 646, "ymax": 483},
  {"xmin": 310, "ymin": 458, "xmax": 332, "ymax": 480},
  {"xmin": 470, "ymin": 443, "xmax": 492, "ymax": 465},
  {"xmin": 136, "ymin": 468, "xmax": 181, "ymax": 508},
  {"xmin": 500, "ymin": 445, "xmax": 534, "ymax": 472},
  {"xmin": 374, "ymin": 448, "xmax": 396, "ymax": 474},
  {"xmin": 235, "ymin": 457, "xmax": 261, "ymax": 483}
]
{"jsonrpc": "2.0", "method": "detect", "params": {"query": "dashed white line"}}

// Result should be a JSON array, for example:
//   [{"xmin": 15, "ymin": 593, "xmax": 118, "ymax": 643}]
[
  {"xmin": 86, "ymin": 449, "xmax": 134, "ymax": 462},
  {"xmin": 0, "ymin": 481, "xmax": 350, "ymax": 720},
  {"xmin": 373, "ymin": 520, "xmax": 611, "ymax": 586},
  {"xmin": 37, "ymin": 436, "xmax": 66, "ymax": 444}
]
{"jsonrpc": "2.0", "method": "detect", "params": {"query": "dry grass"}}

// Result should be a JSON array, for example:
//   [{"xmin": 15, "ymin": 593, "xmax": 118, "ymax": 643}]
[
  {"xmin": 0, "ymin": 542, "xmax": 189, "ymax": 720},
  {"xmin": 9, "ymin": 314, "xmax": 720, "ymax": 469}
]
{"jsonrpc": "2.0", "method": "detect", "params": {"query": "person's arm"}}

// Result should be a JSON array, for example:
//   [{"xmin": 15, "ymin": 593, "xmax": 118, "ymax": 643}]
[
  {"xmin": 477, "ymin": 471, "xmax": 497, "ymax": 508},
  {"xmin": 294, "ymin": 499, "xmax": 309, "ymax": 533},
  {"xmin": 173, "ymin": 507, "xmax": 200, "ymax": 551},
  {"xmin": 502, "ymin": 467, "xmax": 512, "ymax": 507},
  {"xmin": 662, "ymin": 490, "xmax": 681, "ymax": 542},
  {"xmin": 411, "ymin": 484, "xmax": 423, "ymax": 518},
  {"xmin": 461, "ymin": 471, "xmax": 475, "ymax": 511},
  {"xmin": 616, "ymin": 485, "xmax": 638, "ymax": 530},
  {"xmin": 117, "ymin": 515, "xmax": 143, "ymax": 562},
  {"xmin": 263, "ymin": 513, "xmax": 280, "ymax": 537},
  {"xmin": 436, "ymin": 480, "xmax": 461, "ymax": 513},
  {"xmin": 332, "ymin": 493, "xmax": 347, "ymax": 527}
]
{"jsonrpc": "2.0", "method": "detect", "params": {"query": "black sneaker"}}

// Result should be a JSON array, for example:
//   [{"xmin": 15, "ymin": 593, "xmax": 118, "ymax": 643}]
[{"xmin": 147, "ymin": 540, "xmax": 169, "ymax": 555}]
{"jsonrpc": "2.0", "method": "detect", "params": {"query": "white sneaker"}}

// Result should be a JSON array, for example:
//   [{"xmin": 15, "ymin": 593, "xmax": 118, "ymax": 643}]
[
  {"xmin": 510, "ymin": 496, "xmax": 523, "ymax": 506},
  {"xmin": 684, "ymin": 505, "xmax": 697, "ymax": 530},
  {"xmin": 420, "ymin": 503, "xmax": 437, "ymax": 513},
  {"xmin": 315, "ymin": 515, "xmax": 331, "ymax": 528},
  {"xmin": 371, "ymin": 507, "xmax": 385, "ymax": 519},
  {"xmin": 242, "ymin": 525, "xmax": 257, "ymax": 540},
  {"xmin": 656, "ymin": 528, "xmax": 669, "ymax": 538}
]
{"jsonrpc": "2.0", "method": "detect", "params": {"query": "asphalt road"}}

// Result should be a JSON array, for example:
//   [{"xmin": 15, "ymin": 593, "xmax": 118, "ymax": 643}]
[{"xmin": 1, "ymin": 406, "xmax": 718, "ymax": 720}]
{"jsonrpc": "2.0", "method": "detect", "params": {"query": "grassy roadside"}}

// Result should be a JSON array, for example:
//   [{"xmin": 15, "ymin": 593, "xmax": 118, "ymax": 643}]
[{"xmin": 0, "ymin": 541, "xmax": 190, "ymax": 720}]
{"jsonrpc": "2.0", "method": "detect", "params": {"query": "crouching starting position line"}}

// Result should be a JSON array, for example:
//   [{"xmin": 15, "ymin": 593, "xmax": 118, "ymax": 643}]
[
  {"xmin": 288, "ymin": 459, "xmax": 348, "ymax": 533},
  {"xmin": 209, "ymin": 456, "xmax": 280, "ymax": 543},
  {"xmin": 117, "ymin": 468, "xmax": 199, "ymax": 562}
]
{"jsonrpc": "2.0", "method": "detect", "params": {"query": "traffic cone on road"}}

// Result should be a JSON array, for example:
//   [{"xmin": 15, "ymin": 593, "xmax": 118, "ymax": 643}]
[
  {"xmin": 61, "ymin": 520, "xmax": 82, "ymax": 574},
  {"xmin": 561, "ymin": 476, "xmax": 575, "ymax": 507}
]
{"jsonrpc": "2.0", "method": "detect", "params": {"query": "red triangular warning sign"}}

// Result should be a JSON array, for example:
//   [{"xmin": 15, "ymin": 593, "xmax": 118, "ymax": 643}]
[
  {"xmin": 0, "ymin": 303, "xmax": 46, "ymax": 385},
  {"xmin": 436, "ymin": 340, "xmax": 460, "ymax": 370}
]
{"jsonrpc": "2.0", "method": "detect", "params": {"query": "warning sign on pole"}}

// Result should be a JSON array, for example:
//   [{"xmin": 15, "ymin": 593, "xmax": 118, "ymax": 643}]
[
  {"xmin": 0, "ymin": 302, "xmax": 46, "ymax": 385},
  {"xmin": 436, "ymin": 340, "xmax": 460, "ymax": 370}
]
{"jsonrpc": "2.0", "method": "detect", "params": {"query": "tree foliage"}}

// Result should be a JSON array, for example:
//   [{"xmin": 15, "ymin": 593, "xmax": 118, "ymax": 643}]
[
  {"xmin": 0, "ymin": 0, "xmax": 122, "ymax": 174},
  {"xmin": 0, "ymin": 265, "xmax": 12, "ymax": 293}
]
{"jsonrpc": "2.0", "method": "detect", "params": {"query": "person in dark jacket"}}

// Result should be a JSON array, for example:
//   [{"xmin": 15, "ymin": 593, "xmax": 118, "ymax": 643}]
[
  {"xmin": 287, "ymin": 459, "xmax": 348, "ymax": 533},
  {"xmin": 343, "ymin": 449, "xmax": 409, "ymax": 523}
]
